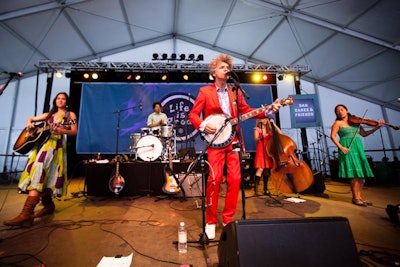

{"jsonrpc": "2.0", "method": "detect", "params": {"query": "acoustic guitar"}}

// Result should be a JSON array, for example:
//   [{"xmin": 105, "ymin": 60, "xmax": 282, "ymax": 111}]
[
  {"xmin": 162, "ymin": 140, "xmax": 180, "ymax": 194},
  {"xmin": 13, "ymin": 119, "xmax": 77, "ymax": 154}
]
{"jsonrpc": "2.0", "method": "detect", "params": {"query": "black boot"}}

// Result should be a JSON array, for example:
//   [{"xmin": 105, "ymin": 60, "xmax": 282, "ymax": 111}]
[
  {"xmin": 254, "ymin": 175, "xmax": 261, "ymax": 196},
  {"xmin": 263, "ymin": 174, "xmax": 270, "ymax": 196}
]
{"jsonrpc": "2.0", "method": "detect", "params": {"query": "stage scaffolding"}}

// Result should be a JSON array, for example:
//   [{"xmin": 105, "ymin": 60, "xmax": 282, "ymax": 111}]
[{"xmin": 36, "ymin": 60, "xmax": 311, "ymax": 74}]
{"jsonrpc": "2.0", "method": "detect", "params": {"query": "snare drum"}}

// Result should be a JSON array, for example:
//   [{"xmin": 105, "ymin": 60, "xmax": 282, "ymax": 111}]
[
  {"xmin": 136, "ymin": 135, "xmax": 163, "ymax": 161},
  {"xmin": 161, "ymin": 125, "xmax": 174, "ymax": 138},
  {"xmin": 141, "ymin": 127, "xmax": 150, "ymax": 136},
  {"xmin": 129, "ymin": 133, "xmax": 141, "ymax": 151}
]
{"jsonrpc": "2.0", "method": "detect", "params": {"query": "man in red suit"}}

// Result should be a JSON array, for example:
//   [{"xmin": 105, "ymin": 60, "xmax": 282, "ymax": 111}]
[{"xmin": 188, "ymin": 54, "xmax": 281, "ymax": 239}]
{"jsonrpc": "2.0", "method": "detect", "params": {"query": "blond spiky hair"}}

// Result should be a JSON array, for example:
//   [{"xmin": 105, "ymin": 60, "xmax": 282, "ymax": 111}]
[{"xmin": 208, "ymin": 54, "xmax": 233, "ymax": 74}]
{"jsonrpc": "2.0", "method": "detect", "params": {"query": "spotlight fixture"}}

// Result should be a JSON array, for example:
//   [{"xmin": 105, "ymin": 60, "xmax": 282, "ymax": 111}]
[
  {"xmin": 152, "ymin": 53, "xmax": 159, "ymax": 60},
  {"xmin": 169, "ymin": 53, "xmax": 177, "ymax": 60},
  {"xmin": 162, "ymin": 53, "xmax": 168, "ymax": 60},
  {"xmin": 161, "ymin": 74, "xmax": 168, "ymax": 81},
  {"xmin": 183, "ymin": 74, "xmax": 189, "ymax": 81},
  {"xmin": 55, "ymin": 70, "xmax": 63, "ymax": 78},
  {"xmin": 277, "ymin": 74, "xmax": 284, "ymax": 81},
  {"xmin": 134, "ymin": 74, "xmax": 141, "ymax": 81},
  {"xmin": 83, "ymin": 73, "xmax": 90, "ymax": 79},
  {"xmin": 196, "ymin": 54, "xmax": 204, "ymax": 61},
  {"xmin": 92, "ymin": 72, "xmax": 99, "ymax": 80},
  {"xmin": 179, "ymin": 54, "xmax": 186, "ymax": 60},
  {"xmin": 187, "ymin": 54, "xmax": 195, "ymax": 61}
]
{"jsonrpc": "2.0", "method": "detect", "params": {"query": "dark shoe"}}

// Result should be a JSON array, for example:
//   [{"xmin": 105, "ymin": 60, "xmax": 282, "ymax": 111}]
[
  {"xmin": 352, "ymin": 198, "xmax": 367, "ymax": 207},
  {"xmin": 361, "ymin": 199, "xmax": 372, "ymax": 206}
]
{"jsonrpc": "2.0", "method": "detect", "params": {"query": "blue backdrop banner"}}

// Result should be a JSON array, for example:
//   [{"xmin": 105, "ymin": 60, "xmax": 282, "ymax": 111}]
[{"xmin": 77, "ymin": 83, "xmax": 273, "ymax": 154}]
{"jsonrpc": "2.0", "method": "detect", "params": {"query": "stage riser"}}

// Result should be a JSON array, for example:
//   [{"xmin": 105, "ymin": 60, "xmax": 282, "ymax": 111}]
[{"xmin": 85, "ymin": 162, "xmax": 201, "ymax": 196}]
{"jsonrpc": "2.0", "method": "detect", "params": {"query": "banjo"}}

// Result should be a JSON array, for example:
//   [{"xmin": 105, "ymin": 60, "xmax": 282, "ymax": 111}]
[{"xmin": 201, "ymin": 97, "xmax": 294, "ymax": 148}]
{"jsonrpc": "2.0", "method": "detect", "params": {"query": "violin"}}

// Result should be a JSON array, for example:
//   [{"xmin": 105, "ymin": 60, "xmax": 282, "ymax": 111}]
[
  {"xmin": 348, "ymin": 115, "xmax": 399, "ymax": 130},
  {"xmin": 266, "ymin": 121, "xmax": 314, "ymax": 194}
]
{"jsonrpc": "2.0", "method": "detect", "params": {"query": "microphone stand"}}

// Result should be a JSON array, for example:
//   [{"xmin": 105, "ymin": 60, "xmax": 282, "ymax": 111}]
[
  {"xmin": 0, "ymin": 75, "xmax": 15, "ymax": 96},
  {"xmin": 112, "ymin": 105, "xmax": 138, "ymax": 155},
  {"xmin": 230, "ymin": 72, "xmax": 248, "ymax": 220},
  {"xmin": 172, "ymin": 117, "xmax": 230, "ymax": 266}
]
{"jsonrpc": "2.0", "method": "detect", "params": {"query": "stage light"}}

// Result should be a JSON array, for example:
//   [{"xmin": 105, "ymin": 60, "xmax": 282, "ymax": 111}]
[
  {"xmin": 252, "ymin": 73, "xmax": 262, "ymax": 83},
  {"xmin": 262, "ymin": 74, "xmax": 268, "ymax": 81},
  {"xmin": 152, "ymin": 53, "xmax": 159, "ymax": 60},
  {"xmin": 179, "ymin": 54, "xmax": 186, "ymax": 60},
  {"xmin": 126, "ymin": 74, "xmax": 133, "ymax": 80},
  {"xmin": 196, "ymin": 54, "xmax": 204, "ymax": 61},
  {"xmin": 285, "ymin": 73, "xmax": 294, "ymax": 81},
  {"xmin": 134, "ymin": 74, "xmax": 141, "ymax": 81},
  {"xmin": 183, "ymin": 74, "xmax": 189, "ymax": 81},
  {"xmin": 187, "ymin": 54, "xmax": 195, "ymax": 61},
  {"xmin": 277, "ymin": 74, "xmax": 284, "ymax": 81},
  {"xmin": 55, "ymin": 70, "xmax": 63, "ymax": 78},
  {"xmin": 92, "ymin": 72, "xmax": 99, "ymax": 80},
  {"xmin": 162, "ymin": 53, "xmax": 168, "ymax": 60},
  {"xmin": 83, "ymin": 73, "xmax": 90, "ymax": 79},
  {"xmin": 170, "ymin": 53, "xmax": 177, "ymax": 60},
  {"xmin": 161, "ymin": 74, "xmax": 168, "ymax": 81}
]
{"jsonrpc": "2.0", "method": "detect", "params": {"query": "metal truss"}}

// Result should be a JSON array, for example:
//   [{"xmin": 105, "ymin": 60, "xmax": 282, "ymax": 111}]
[{"xmin": 37, "ymin": 60, "xmax": 311, "ymax": 74}]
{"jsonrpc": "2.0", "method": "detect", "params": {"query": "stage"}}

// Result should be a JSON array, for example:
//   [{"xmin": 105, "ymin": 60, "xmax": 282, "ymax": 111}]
[{"xmin": 1, "ymin": 170, "xmax": 399, "ymax": 266}]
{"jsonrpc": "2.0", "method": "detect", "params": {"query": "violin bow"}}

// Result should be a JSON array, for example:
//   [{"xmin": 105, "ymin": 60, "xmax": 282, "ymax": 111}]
[{"xmin": 347, "ymin": 109, "xmax": 367, "ymax": 151}]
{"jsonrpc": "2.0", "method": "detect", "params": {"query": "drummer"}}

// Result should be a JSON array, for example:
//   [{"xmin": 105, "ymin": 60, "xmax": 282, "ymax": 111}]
[{"xmin": 147, "ymin": 102, "xmax": 168, "ymax": 135}]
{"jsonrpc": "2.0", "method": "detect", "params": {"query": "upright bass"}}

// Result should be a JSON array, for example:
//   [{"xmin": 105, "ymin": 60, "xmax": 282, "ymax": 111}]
[{"xmin": 266, "ymin": 121, "xmax": 314, "ymax": 194}]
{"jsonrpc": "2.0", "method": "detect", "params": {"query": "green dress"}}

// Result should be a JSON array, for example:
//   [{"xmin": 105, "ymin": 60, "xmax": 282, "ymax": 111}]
[{"xmin": 337, "ymin": 125, "xmax": 374, "ymax": 179}]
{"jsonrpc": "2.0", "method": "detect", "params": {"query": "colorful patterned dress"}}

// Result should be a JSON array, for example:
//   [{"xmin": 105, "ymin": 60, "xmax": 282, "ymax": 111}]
[
  {"xmin": 18, "ymin": 114, "xmax": 69, "ymax": 197},
  {"xmin": 337, "ymin": 125, "xmax": 374, "ymax": 179},
  {"xmin": 254, "ymin": 126, "xmax": 273, "ymax": 169}
]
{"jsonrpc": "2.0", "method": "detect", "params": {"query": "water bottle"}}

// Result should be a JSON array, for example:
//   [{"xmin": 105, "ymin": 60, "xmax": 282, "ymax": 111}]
[{"xmin": 178, "ymin": 222, "xmax": 187, "ymax": 253}]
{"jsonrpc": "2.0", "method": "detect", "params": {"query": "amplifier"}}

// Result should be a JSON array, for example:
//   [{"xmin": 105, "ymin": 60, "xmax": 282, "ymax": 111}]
[{"xmin": 177, "ymin": 172, "xmax": 204, "ymax": 197}]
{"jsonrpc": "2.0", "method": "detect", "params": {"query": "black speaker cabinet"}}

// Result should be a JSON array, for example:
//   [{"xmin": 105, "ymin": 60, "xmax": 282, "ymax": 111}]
[
  {"xmin": 302, "ymin": 171, "xmax": 326, "ymax": 194},
  {"xmin": 218, "ymin": 217, "xmax": 361, "ymax": 267}
]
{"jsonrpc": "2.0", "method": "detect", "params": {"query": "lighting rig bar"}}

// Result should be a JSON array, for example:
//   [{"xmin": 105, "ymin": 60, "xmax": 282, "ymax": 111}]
[{"xmin": 37, "ymin": 60, "xmax": 311, "ymax": 74}]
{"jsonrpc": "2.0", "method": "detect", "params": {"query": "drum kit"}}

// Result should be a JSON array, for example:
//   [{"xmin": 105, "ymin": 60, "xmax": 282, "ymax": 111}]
[{"xmin": 129, "ymin": 125, "xmax": 176, "ymax": 161}]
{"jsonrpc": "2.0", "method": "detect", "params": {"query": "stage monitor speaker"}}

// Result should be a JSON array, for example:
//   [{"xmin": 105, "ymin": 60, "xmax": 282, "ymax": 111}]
[
  {"xmin": 178, "ymin": 172, "xmax": 203, "ymax": 197},
  {"xmin": 218, "ymin": 217, "xmax": 361, "ymax": 267},
  {"xmin": 302, "ymin": 171, "xmax": 326, "ymax": 194}
]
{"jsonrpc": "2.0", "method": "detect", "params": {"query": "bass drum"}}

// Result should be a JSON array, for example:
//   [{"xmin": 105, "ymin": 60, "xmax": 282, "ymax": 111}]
[{"xmin": 136, "ymin": 135, "xmax": 163, "ymax": 161}]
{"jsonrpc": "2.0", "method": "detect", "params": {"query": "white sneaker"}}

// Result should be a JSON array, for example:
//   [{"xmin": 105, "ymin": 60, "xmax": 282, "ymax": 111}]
[{"xmin": 205, "ymin": 224, "xmax": 216, "ymax": 239}]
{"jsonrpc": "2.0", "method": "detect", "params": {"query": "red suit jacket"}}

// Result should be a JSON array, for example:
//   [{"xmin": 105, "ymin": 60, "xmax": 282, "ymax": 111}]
[{"xmin": 189, "ymin": 84, "xmax": 266, "ymax": 132}]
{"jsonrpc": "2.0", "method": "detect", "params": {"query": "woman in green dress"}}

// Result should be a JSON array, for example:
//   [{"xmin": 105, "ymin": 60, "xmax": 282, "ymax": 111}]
[{"xmin": 330, "ymin": 104, "xmax": 384, "ymax": 206}]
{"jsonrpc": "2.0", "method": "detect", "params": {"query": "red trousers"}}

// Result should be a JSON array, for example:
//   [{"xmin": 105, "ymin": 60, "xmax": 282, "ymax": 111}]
[{"xmin": 206, "ymin": 143, "xmax": 241, "ymax": 225}]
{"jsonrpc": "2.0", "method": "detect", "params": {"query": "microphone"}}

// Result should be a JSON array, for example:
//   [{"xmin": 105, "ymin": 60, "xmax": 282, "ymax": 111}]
[
  {"xmin": 139, "ymin": 102, "xmax": 143, "ymax": 111},
  {"xmin": 2, "ymin": 71, "xmax": 23, "ymax": 77}
]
